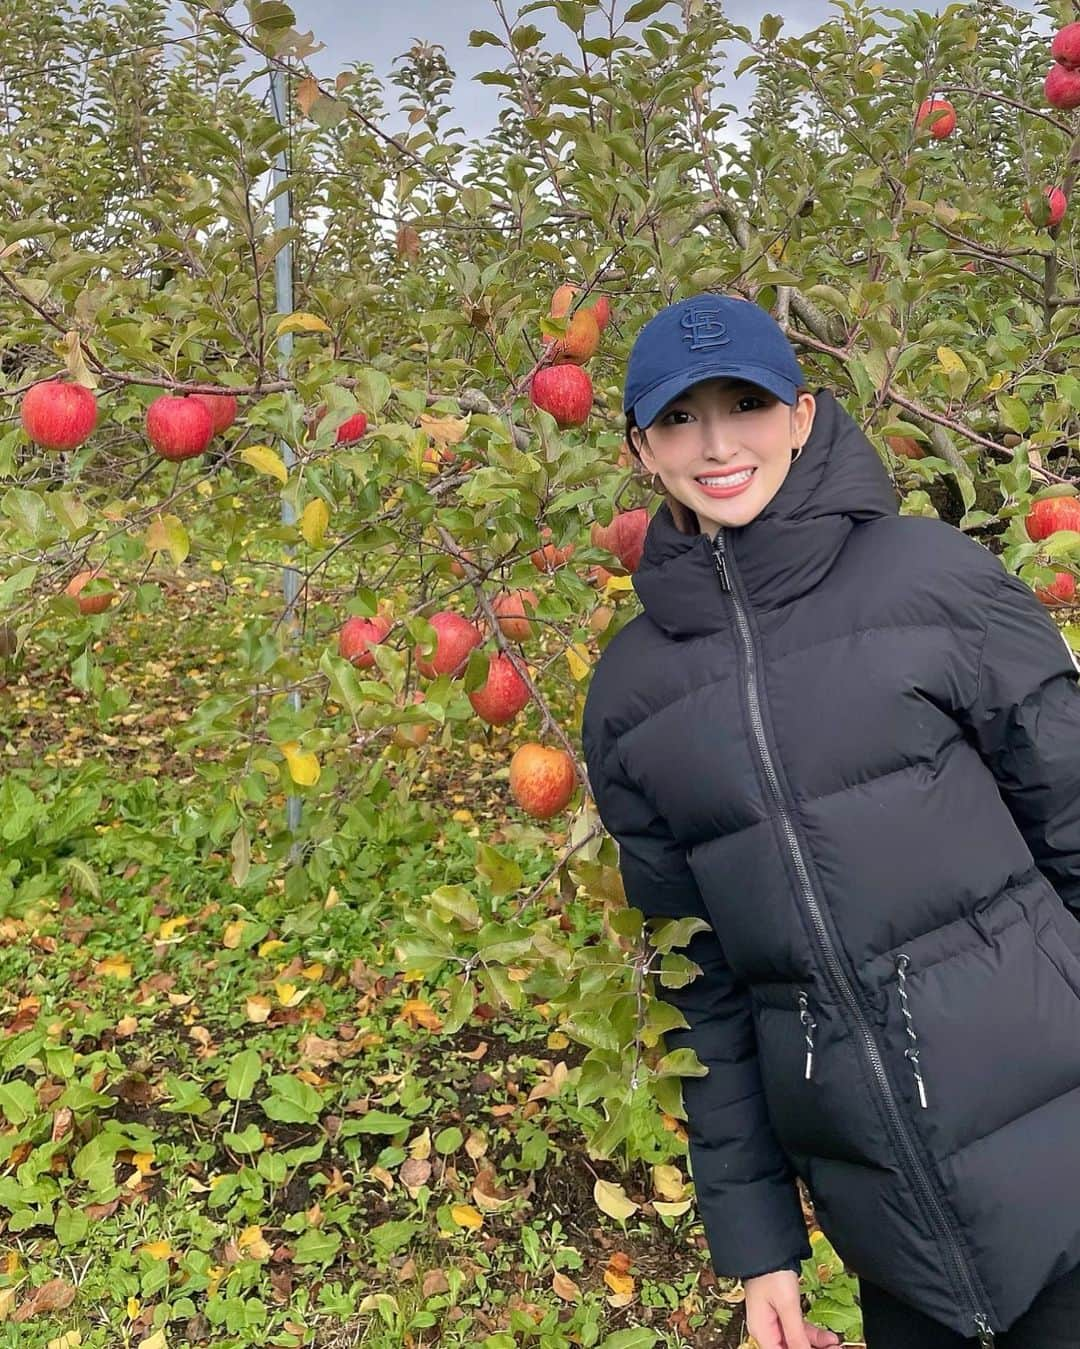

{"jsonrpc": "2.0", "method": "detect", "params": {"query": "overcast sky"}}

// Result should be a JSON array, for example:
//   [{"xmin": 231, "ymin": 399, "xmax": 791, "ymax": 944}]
[{"xmin": 191, "ymin": 0, "xmax": 1046, "ymax": 147}]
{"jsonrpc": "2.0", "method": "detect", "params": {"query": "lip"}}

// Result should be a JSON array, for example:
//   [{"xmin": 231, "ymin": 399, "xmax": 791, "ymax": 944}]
[{"xmin": 696, "ymin": 467, "xmax": 756, "ymax": 499}]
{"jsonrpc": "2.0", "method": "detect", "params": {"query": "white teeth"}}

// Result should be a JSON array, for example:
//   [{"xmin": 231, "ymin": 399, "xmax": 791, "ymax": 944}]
[{"xmin": 699, "ymin": 469, "xmax": 754, "ymax": 487}]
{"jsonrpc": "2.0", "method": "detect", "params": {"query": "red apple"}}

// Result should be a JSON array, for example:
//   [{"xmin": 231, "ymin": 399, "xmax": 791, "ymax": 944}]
[
  {"xmin": 448, "ymin": 548, "xmax": 475, "ymax": 579},
  {"xmin": 530, "ymin": 526, "xmax": 575, "ymax": 574},
  {"xmin": 590, "ymin": 508, "xmax": 649, "ymax": 574},
  {"xmin": 1025, "ymin": 496, "xmax": 1080, "ymax": 542},
  {"xmin": 588, "ymin": 564, "xmax": 616, "ymax": 587},
  {"xmin": 21, "ymin": 380, "xmax": 97, "ymax": 451},
  {"xmin": 492, "ymin": 589, "xmax": 539, "ymax": 641},
  {"xmin": 1045, "ymin": 63, "xmax": 1080, "ymax": 109},
  {"xmin": 916, "ymin": 97, "xmax": 956, "ymax": 138},
  {"xmin": 468, "ymin": 652, "xmax": 532, "ymax": 725},
  {"xmin": 509, "ymin": 743, "xmax": 577, "ymax": 819},
  {"xmin": 1035, "ymin": 572, "xmax": 1077, "ymax": 606},
  {"xmin": 1051, "ymin": 21, "xmax": 1080, "ymax": 68},
  {"xmin": 414, "ymin": 611, "xmax": 482, "ymax": 679},
  {"xmin": 339, "ymin": 611, "xmax": 392, "ymax": 670},
  {"xmin": 529, "ymin": 366, "xmax": 593, "ymax": 428},
  {"xmin": 189, "ymin": 391, "xmax": 238, "ymax": 435},
  {"xmin": 886, "ymin": 434, "xmax": 926, "ymax": 461},
  {"xmin": 146, "ymin": 395, "xmax": 214, "ymax": 461},
  {"xmin": 64, "ymin": 570, "xmax": 115, "ymax": 615},
  {"xmin": 1024, "ymin": 186, "xmax": 1068, "ymax": 229},
  {"xmin": 335, "ymin": 412, "xmax": 368, "ymax": 445}
]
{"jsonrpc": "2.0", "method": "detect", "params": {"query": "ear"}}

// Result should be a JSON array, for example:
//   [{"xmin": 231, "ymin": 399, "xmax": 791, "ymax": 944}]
[
  {"xmin": 791, "ymin": 392, "xmax": 816, "ymax": 446},
  {"xmin": 630, "ymin": 426, "xmax": 656, "ymax": 474}
]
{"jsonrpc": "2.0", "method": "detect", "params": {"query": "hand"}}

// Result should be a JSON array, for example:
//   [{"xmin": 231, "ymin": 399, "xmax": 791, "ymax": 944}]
[{"xmin": 743, "ymin": 1270, "xmax": 843, "ymax": 1349}]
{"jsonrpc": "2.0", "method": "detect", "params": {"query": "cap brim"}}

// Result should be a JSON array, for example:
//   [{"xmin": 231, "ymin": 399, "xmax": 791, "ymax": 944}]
[{"xmin": 631, "ymin": 365, "xmax": 799, "ymax": 428}]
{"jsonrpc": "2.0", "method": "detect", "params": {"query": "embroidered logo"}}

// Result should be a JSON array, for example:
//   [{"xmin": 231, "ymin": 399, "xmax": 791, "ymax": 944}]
[{"xmin": 680, "ymin": 307, "xmax": 732, "ymax": 351}]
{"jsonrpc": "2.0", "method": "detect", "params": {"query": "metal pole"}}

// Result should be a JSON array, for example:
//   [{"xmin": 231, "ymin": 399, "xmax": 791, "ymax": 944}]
[{"xmin": 270, "ymin": 65, "xmax": 303, "ymax": 839}]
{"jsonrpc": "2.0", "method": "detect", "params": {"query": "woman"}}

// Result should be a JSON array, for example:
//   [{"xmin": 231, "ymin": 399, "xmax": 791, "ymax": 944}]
[{"xmin": 580, "ymin": 293, "xmax": 1080, "ymax": 1348}]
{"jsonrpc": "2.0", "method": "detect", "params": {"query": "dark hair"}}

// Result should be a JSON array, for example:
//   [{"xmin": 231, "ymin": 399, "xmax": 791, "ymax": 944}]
[{"xmin": 624, "ymin": 385, "xmax": 814, "ymax": 536}]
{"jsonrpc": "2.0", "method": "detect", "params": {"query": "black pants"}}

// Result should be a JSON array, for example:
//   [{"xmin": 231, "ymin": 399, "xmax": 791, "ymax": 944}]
[{"xmin": 859, "ymin": 1262, "xmax": 1080, "ymax": 1347}]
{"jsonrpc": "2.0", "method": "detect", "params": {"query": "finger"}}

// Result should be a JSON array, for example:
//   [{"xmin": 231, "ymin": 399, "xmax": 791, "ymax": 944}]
[
  {"xmin": 777, "ymin": 1304, "xmax": 812, "ymax": 1349},
  {"xmin": 806, "ymin": 1326, "xmax": 842, "ymax": 1348}
]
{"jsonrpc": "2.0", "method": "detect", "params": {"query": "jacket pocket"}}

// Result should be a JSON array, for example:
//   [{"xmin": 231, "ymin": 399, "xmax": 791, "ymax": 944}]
[
  {"xmin": 893, "ymin": 953, "xmax": 929, "ymax": 1109},
  {"xmin": 1033, "ymin": 919, "xmax": 1080, "ymax": 1004}
]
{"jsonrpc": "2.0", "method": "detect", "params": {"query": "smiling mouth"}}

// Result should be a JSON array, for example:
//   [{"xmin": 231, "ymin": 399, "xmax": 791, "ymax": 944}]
[{"xmin": 697, "ymin": 468, "xmax": 756, "ymax": 486}]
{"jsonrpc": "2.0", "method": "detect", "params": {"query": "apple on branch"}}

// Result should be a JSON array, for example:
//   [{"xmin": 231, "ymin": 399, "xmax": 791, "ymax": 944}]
[
  {"xmin": 146, "ymin": 395, "xmax": 214, "ymax": 461},
  {"xmin": 413, "ymin": 611, "xmax": 482, "ymax": 678},
  {"xmin": 21, "ymin": 380, "xmax": 98, "ymax": 451},
  {"xmin": 509, "ymin": 743, "xmax": 577, "ymax": 819},
  {"xmin": 468, "ymin": 652, "xmax": 532, "ymax": 725},
  {"xmin": 64, "ymin": 569, "xmax": 116, "ymax": 615}
]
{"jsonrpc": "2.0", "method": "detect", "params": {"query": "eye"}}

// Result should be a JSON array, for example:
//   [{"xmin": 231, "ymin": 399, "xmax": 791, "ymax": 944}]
[
  {"xmin": 659, "ymin": 408, "xmax": 691, "ymax": 425},
  {"xmin": 734, "ymin": 394, "xmax": 767, "ymax": 412}
]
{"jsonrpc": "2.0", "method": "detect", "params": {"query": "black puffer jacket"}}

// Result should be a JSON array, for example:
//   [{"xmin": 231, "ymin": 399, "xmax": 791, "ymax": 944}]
[{"xmin": 580, "ymin": 388, "xmax": 1080, "ymax": 1343}]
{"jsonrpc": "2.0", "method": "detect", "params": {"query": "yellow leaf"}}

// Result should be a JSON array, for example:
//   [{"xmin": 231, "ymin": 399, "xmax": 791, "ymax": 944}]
[
  {"xmin": 419, "ymin": 413, "xmax": 469, "ymax": 448},
  {"xmin": 868, "ymin": 59, "xmax": 885, "ymax": 78},
  {"xmin": 137, "ymin": 1240, "xmax": 173, "ymax": 1261},
  {"xmin": 301, "ymin": 962, "xmax": 324, "ymax": 981},
  {"xmin": 96, "ymin": 955, "xmax": 132, "ymax": 980},
  {"xmin": 46, "ymin": 1333, "xmax": 82, "ymax": 1349},
  {"xmin": 274, "ymin": 980, "xmax": 309, "ymax": 1008},
  {"xmin": 126, "ymin": 1296, "xmax": 140, "ymax": 1318},
  {"xmin": 245, "ymin": 995, "xmax": 272, "ymax": 1023},
  {"xmin": 450, "ymin": 1203, "xmax": 483, "ymax": 1230},
  {"xmin": 132, "ymin": 1152, "xmax": 156, "ymax": 1176},
  {"xmin": 281, "ymin": 741, "xmax": 320, "ymax": 786},
  {"xmin": 157, "ymin": 917, "xmax": 190, "ymax": 942},
  {"xmin": 651, "ymin": 1164, "xmax": 686, "ymax": 1201},
  {"xmin": 936, "ymin": 346, "xmax": 967, "ymax": 376},
  {"xmin": 652, "ymin": 1198, "xmax": 694, "ymax": 1217},
  {"xmin": 274, "ymin": 311, "xmax": 331, "ymax": 336},
  {"xmin": 300, "ymin": 498, "xmax": 329, "ymax": 548},
  {"xmin": 604, "ymin": 1267, "xmax": 635, "ymax": 1296},
  {"xmin": 594, "ymin": 1178, "xmax": 638, "ymax": 1222},
  {"xmin": 138, "ymin": 1331, "xmax": 168, "ymax": 1349},
  {"xmin": 547, "ymin": 1030, "xmax": 570, "ymax": 1049},
  {"xmin": 238, "ymin": 1225, "xmax": 272, "ymax": 1260},
  {"xmin": 565, "ymin": 642, "xmax": 592, "ymax": 682},
  {"xmin": 603, "ymin": 574, "xmax": 634, "ymax": 593},
  {"xmin": 144, "ymin": 514, "xmax": 190, "ymax": 566},
  {"xmin": 240, "ymin": 444, "xmax": 288, "ymax": 485},
  {"xmin": 258, "ymin": 938, "xmax": 287, "ymax": 958},
  {"xmin": 222, "ymin": 920, "xmax": 246, "ymax": 950}
]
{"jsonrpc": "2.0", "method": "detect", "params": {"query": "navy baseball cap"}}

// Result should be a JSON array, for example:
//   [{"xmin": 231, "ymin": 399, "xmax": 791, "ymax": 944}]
[{"xmin": 623, "ymin": 293, "xmax": 807, "ymax": 428}]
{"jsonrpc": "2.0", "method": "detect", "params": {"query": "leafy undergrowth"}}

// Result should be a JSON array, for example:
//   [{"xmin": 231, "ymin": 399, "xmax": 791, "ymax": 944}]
[{"xmin": 0, "ymin": 579, "xmax": 864, "ymax": 1348}]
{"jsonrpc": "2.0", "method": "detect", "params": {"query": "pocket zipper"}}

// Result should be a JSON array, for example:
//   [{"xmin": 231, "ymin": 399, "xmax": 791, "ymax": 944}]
[
  {"xmin": 895, "ymin": 953, "xmax": 929, "ymax": 1108},
  {"xmin": 796, "ymin": 987, "xmax": 817, "ymax": 1082}
]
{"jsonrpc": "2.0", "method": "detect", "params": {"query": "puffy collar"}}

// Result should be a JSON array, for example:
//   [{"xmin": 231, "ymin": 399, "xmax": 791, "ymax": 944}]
[{"xmin": 631, "ymin": 388, "xmax": 900, "ymax": 638}]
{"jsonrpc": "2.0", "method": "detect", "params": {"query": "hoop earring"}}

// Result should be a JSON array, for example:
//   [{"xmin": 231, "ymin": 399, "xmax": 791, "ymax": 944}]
[
  {"xmin": 651, "ymin": 472, "xmax": 664, "ymax": 492},
  {"xmin": 791, "ymin": 444, "xmax": 804, "ymax": 463}
]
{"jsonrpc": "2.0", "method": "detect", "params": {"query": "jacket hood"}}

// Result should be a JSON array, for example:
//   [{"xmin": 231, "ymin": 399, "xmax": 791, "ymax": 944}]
[{"xmin": 632, "ymin": 387, "xmax": 900, "ymax": 638}]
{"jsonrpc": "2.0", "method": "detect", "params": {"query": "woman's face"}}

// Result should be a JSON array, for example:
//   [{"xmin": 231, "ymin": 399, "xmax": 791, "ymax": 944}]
[{"xmin": 629, "ymin": 377, "xmax": 817, "ymax": 535}]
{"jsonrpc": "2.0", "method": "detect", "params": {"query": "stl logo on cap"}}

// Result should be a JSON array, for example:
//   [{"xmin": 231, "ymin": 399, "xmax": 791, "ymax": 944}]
[{"xmin": 680, "ymin": 305, "xmax": 733, "ymax": 352}]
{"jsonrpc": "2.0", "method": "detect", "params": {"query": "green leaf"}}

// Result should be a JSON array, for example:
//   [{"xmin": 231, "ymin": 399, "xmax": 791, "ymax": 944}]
[
  {"xmin": 292, "ymin": 1227, "xmax": 341, "ymax": 1266},
  {"xmin": 624, "ymin": 0, "xmax": 671, "ymax": 19},
  {"xmin": 263, "ymin": 1073, "xmax": 323, "ymax": 1124},
  {"xmin": 995, "ymin": 393, "xmax": 1030, "ymax": 435},
  {"xmin": 54, "ymin": 1205, "xmax": 89, "ymax": 1246},
  {"xmin": 0, "ymin": 1080, "xmax": 38, "ymax": 1125},
  {"xmin": 223, "ymin": 1123, "xmax": 265, "ymax": 1154},
  {"xmin": 511, "ymin": 23, "xmax": 544, "ymax": 49},
  {"xmin": 468, "ymin": 28, "xmax": 503, "ymax": 45},
  {"xmin": 226, "ymin": 1048, "xmax": 263, "ymax": 1102}
]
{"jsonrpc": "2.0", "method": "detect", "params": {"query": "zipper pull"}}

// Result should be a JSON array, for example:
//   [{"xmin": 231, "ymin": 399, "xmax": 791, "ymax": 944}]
[
  {"xmin": 797, "ymin": 988, "xmax": 816, "ymax": 1081},
  {"xmin": 895, "ymin": 954, "xmax": 928, "ymax": 1108},
  {"xmin": 712, "ymin": 528, "xmax": 731, "ymax": 592},
  {"xmin": 973, "ymin": 1313, "xmax": 995, "ymax": 1346}
]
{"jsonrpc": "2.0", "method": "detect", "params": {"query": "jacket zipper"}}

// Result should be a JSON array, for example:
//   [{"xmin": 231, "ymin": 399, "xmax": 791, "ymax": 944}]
[{"xmin": 712, "ymin": 527, "xmax": 995, "ymax": 1347}]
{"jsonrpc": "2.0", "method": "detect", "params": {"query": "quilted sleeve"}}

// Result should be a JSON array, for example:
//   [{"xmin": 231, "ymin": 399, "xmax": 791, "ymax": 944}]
[
  {"xmin": 956, "ymin": 565, "xmax": 1080, "ymax": 916},
  {"xmin": 581, "ymin": 717, "xmax": 811, "ymax": 1279}
]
